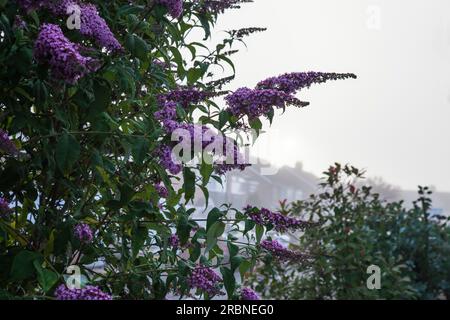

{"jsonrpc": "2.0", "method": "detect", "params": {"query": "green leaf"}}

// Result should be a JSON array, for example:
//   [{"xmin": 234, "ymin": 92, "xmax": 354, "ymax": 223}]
[
  {"xmin": 255, "ymin": 224, "xmax": 264, "ymax": 243},
  {"xmin": 219, "ymin": 111, "xmax": 230, "ymax": 129},
  {"xmin": 125, "ymin": 34, "xmax": 149, "ymax": 61},
  {"xmin": 183, "ymin": 167, "xmax": 196, "ymax": 203},
  {"xmin": 10, "ymin": 251, "xmax": 43, "ymax": 281},
  {"xmin": 55, "ymin": 133, "xmax": 80, "ymax": 174},
  {"xmin": 177, "ymin": 214, "xmax": 190, "ymax": 245},
  {"xmin": 88, "ymin": 79, "xmax": 112, "ymax": 117},
  {"xmin": 33, "ymin": 261, "xmax": 58, "ymax": 293},
  {"xmin": 227, "ymin": 242, "xmax": 239, "ymax": 258},
  {"xmin": 206, "ymin": 208, "xmax": 223, "ymax": 231},
  {"xmin": 200, "ymin": 161, "xmax": 214, "ymax": 186},
  {"xmin": 231, "ymin": 255, "xmax": 244, "ymax": 273},
  {"xmin": 131, "ymin": 137, "xmax": 149, "ymax": 163},
  {"xmin": 249, "ymin": 118, "xmax": 262, "ymax": 132},
  {"xmin": 132, "ymin": 226, "xmax": 148, "ymax": 258},
  {"xmin": 206, "ymin": 221, "xmax": 225, "ymax": 252},
  {"xmin": 187, "ymin": 67, "xmax": 205, "ymax": 85},
  {"xmin": 239, "ymin": 260, "xmax": 252, "ymax": 280},
  {"xmin": 220, "ymin": 267, "xmax": 236, "ymax": 299}
]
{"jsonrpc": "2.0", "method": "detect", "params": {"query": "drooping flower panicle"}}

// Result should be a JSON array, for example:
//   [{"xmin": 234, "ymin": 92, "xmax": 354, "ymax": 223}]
[
  {"xmin": 260, "ymin": 239, "xmax": 309, "ymax": 263},
  {"xmin": 34, "ymin": 23, "xmax": 97, "ymax": 84},
  {"xmin": 225, "ymin": 87, "xmax": 308, "ymax": 119},
  {"xmin": 225, "ymin": 72, "xmax": 356, "ymax": 119},
  {"xmin": 244, "ymin": 206, "xmax": 319, "ymax": 232},
  {"xmin": 21, "ymin": 0, "xmax": 122, "ymax": 52},
  {"xmin": 256, "ymin": 72, "xmax": 357, "ymax": 95},
  {"xmin": 79, "ymin": 3, "xmax": 123, "ymax": 52}
]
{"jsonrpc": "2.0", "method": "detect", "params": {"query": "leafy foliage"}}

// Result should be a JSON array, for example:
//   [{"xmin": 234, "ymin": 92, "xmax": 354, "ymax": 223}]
[
  {"xmin": 249, "ymin": 165, "xmax": 450, "ymax": 300},
  {"xmin": 0, "ymin": 0, "xmax": 359, "ymax": 300}
]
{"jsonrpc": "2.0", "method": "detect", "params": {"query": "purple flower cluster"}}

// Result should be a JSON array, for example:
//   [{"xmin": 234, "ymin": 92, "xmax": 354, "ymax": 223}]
[
  {"xmin": 55, "ymin": 284, "xmax": 112, "ymax": 300},
  {"xmin": 159, "ymin": 88, "xmax": 213, "ymax": 109},
  {"xmin": 214, "ymin": 137, "xmax": 250, "ymax": 174},
  {"xmin": 155, "ymin": 101, "xmax": 177, "ymax": 122},
  {"xmin": 20, "ymin": 1, "xmax": 121, "ymax": 52},
  {"xmin": 225, "ymin": 71, "xmax": 356, "ymax": 119},
  {"xmin": 79, "ymin": 4, "xmax": 122, "ymax": 52},
  {"xmin": 162, "ymin": 121, "xmax": 213, "ymax": 148},
  {"xmin": 74, "ymin": 223, "xmax": 94, "ymax": 244},
  {"xmin": 0, "ymin": 129, "xmax": 18, "ymax": 155},
  {"xmin": 46, "ymin": 0, "xmax": 76, "ymax": 15},
  {"xmin": 157, "ymin": 145, "xmax": 183, "ymax": 175},
  {"xmin": 244, "ymin": 206, "xmax": 318, "ymax": 232},
  {"xmin": 160, "ymin": 120, "xmax": 249, "ymax": 174},
  {"xmin": 169, "ymin": 234, "xmax": 179, "ymax": 248},
  {"xmin": 0, "ymin": 197, "xmax": 11, "ymax": 216},
  {"xmin": 188, "ymin": 266, "xmax": 222, "ymax": 296},
  {"xmin": 260, "ymin": 240, "xmax": 309, "ymax": 263},
  {"xmin": 155, "ymin": 183, "xmax": 169, "ymax": 198},
  {"xmin": 34, "ymin": 23, "xmax": 98, "ymax": 83},
  {"xmin": 156, "ymin": 0, "xmax": 183, "ymax": 18},
  {"xmin": 240, "ymin": 287, "xmax": 260, "ymax": 300},
  {"xmin": 256, "ymin": 72, "xmax": 357, "ymax": 95},
  {"xmin": 225, "ymin": 87, "xmax": 308, "ymax": 119}
]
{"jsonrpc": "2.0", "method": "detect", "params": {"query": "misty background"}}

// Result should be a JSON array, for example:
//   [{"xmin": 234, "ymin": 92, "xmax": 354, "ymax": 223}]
[{"xmin": 207, "ymin": 0, "xmax": 450, "ymax": 195}]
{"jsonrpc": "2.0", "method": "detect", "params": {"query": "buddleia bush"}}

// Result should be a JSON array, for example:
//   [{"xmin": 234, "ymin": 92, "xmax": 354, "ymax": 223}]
[{"xmin": 0, "ymin": 0, "xmax": 356, "ymax": 299}]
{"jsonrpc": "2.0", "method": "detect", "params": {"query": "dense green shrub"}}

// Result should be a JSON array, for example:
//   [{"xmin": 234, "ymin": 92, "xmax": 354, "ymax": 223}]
[{"xmin": 250, "ymin": 164, "xmax": 450, "ymax": 300}]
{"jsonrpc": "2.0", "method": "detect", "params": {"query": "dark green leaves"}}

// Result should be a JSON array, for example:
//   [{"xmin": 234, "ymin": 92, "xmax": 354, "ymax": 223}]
[
  {"xmin": 88, "ymin": 79, "xmax": 112, "ymax": 117},
  {"xmin": 34, "ymin": 261, "xmax": 58, "ymax": 293},
  {"xmin": 220, "ymin": 267, "xmax": 235, "ymax": 298},
  {"xmin": 55, "ymin": 133, "xmax": 81, "ymax": 174},
  {"xmin": 206, "ymin": 221, "xmax": 225, "ymax": 253},
  {"xmin": 131, "ymin": 137, "xmax": 150, "ymax": 164},
  {"xmin": 125, "ymin": 34, "xmax": 149, "ymax": 61},
  {"xmin": 183, "ymin": 167, "xmax": 196, "ymax": 203},
  {"xmin": 10, "ymin": 251, "xmax": 43, "ymax": 281}
]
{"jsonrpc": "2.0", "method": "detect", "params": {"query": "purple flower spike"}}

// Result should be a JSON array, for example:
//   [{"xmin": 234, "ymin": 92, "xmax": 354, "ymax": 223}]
[
  {"xmin": 261, "ymin": 239, "xmax": 309, "ymax": 263},
  {"xmin": 74, "ymin": 223, "xmax": 94, "ymax": 244},
  {"xmin": 225, "ymin": 87, "xmax": 308, "ymax": 119},
  {"xmin": 34, "ymin": 23, "xmax": 98, "ymax": 84},
  {"xmin": 256, "ymin": 72, "xmax": 357, "ymax": 95},
  {"xmin": 244, "ymin": 206, "xmax": 319, "ymax": 232},
  {"xmin": 79, "ymin": 4, "xmax": 123, "ymax": 52}
]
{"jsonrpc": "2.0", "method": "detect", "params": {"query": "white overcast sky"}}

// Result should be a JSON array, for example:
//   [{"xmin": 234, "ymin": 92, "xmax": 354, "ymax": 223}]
[{"xmin": 210, "ymin": 0, "xmax": 450, "ymax": 192}]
